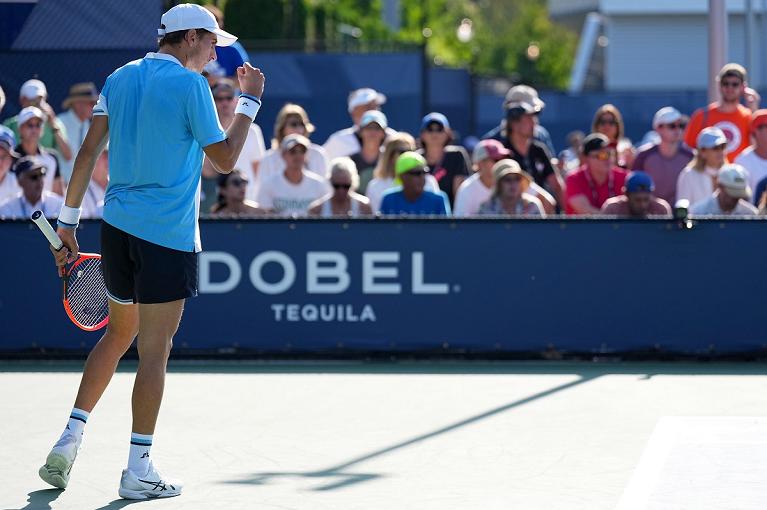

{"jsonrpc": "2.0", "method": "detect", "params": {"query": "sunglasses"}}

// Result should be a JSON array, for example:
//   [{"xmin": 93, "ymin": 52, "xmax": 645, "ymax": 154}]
[
  {"xmin": 597, "ymin": 118, "xmax": 617, "ymax": 126},
  {"xmin": 25, "ymin": 172, "xmax": 46, "ymax": 181},
  {"xmin": 332, "ymin": 183, "xmax": 351, "ymax": 190},
  {"xmin": 721, "ymin": 80, "xmax": 742, "ymax": 88},
  {"xmin": 661, "ymin": 123, "xmax": 687, "ymax": 130},
  {"xmin": 405, "ymin": 170, "xmax": 427, "ymax": 177},
  {"xmin": 424, "ymin": 126, "xmax": 444, "ymax": 133},
  {"xmin": 229, "ymin": 178, "xmax": 248, "ymax": 187},
  {"xmin": 288, "ymin": 147, "xmax": 307, "ymax": 154},
  {"xmin": 501, "ymin": 175, "xmax": 522, "ymax": 183},
  {"xmin": 286, "ymin": 121, "xmax": 305, "ymax": 129},
  {"xmin": 24, "ymin": 122, "xmax": 43, "ymax": 129},
  {"xmin": 590, "ymin": 150, "xmax": 614, "ymax": 161},
  {"xmin": 214, "ymin": 95, "xmax": 234, "ymax": 102}
]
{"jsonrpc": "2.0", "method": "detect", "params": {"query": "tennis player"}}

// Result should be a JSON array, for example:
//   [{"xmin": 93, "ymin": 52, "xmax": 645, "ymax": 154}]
[{"xmin": 39, "ymin": 4, "xmax": 264, "ymax": 499}]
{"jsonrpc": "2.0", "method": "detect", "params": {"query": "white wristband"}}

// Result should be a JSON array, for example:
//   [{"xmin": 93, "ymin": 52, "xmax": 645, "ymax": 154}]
[
  {"xmin": 235, "ymin": 96, "xmax": 260, "ymax": 121},
  {"xmin": 58, "ymin": 205, "xmax": 82, "ymax": 227}
]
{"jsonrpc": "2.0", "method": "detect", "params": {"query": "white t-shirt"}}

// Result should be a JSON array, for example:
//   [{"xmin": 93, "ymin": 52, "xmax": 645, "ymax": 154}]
[
  {"xmin": 323, "ymin": 125, "xmax": 397, "ymax": 160},
  {"xmin": 257, "ymin": 169, "xmax": 330, "ymax": 216},
  {"xmin": 249, "ymin": 143, "xmax": 327, "ymax": 203},
  {"xmin": 81, "ymin": 181, "xmax": 106, "ymax": 219},
  {"xmin": 453, "ymin": 173, "xmax": 494, "ymax": 216},
  {"xmin": 734, "ymin": 146, "xmax": 767, "ymax": 191},
  {"xmin": 58, "ymin": 109, "xmax": 90, "ymax": 184},
  {"xmin": 235, "ymin": 123, "xmax": 266, "ymax": 179},
  {"xmin": 366, "ymin": 175, "xmax": 440, "ymax": 213},
  {"xmin": 676, "ymin": 166, "xmax": 718, "ymax": 206},
  {"xmin": 689, "ymin": 193, "xmax": 758, "ymax": 216},
  {"xmin": 0, "ymin": 190, "xmax": 64, "ymax": 219},
  {"xmin": 0, "ymin": 171, "xmax": 21, "ymax": 204}
]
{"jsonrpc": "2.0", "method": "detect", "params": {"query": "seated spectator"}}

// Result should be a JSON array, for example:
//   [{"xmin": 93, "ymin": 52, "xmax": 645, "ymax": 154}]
[
  {"xmin": 689, "ymin": 164, "xmax": 758, "ymax": 216},
  {"xmin": 255, "ymin": 103, "xmax": 327, "ymax": 201},
  {"xmin": 735, "ymin": 109, "xmax": 767, "ymax": 193},
  {"xmin": 309, "ymin": 157, "xmax": 372, "ymax": 217},
  {"xmin": 379, "ymin": 152, "xmax": 451, "ymax": 216},
  {"xmin": 684, "ymin": 63, "xmax": 759, "ymax": 162},
  {"xmin": 202, "ymin": 79, "xmax": 266, "ymax": 212},
  {"xmin": 478, "ymin": 159, "xmax": 545, "ymax": 216},
  {"xmin": 210, "ymin": 169, "xmax": 263, "ymax": 217},
  {"xmin": 350, "ymin": 110, "xmax": 388, "ymax": 194},
  {"xmin": 417, "ymin": 112, "xmax": 470, "ymax": 204},
  {"xmin": 501, "ymin": 100, "xmax": 564, "ymax": 207},
  {"xmin": 323, "ymin": 88, "xmax": 395, "ymax": 159},
  {"xmin": 592, "ymin": 104, "xmax": 634, "ymax": 168},
  {"xmin": 3, "ymin": 79, "xmax": 72, "ymax": 162},
  {"xmin": 257, "ymin": 134, "xmax": 329, "ymax": 216},
  {"xmin": 58, "ymin": 82, "xmax": 99, "ymax": 184},
  {"xmin": 677, "ymin": 127, "xmax": 727, "ymax": 207},
  {"xmin": 482, "ymin": 84, "xmax": 555, "ymax": 155},
  {"xmin": 14, "ymin": 107, "xmax": 63, "ymax": 196},
  {"xmin": 454, "ymin": 139, "xmax": 508, "ymax": 217},
  {"xmin": 81, "ymin": 147, "xmax": 108, "ymax": 219},
  {"xmin": 366, "ymin": 133, "xmax": 440, "ymax": 213},
  {"xmin": 565, "ymin": 133, "xmax": 627, "ymax": 214},
  {"xmin": 0, "ymin": 130, "xmax": 21, "ymax": 203},
  {"xmin": 600, "ymin": 172, "xmax": 672, "ymax": 217},
  {"xmin": 557, "ymin": 130, "xmax": 584, "ymax": 175},
  {"xmin": 632, "ymin": 107, "xmax": 693, "ymax": 205},
  {"xmin": 0, "ymin": 156, "xmax": 63, "ymax": 219}
]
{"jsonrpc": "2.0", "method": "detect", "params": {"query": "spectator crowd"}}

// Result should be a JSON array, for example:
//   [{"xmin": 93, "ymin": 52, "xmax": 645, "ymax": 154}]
[{"xmin": 1, "ymin": 16, "xmax": 765, "ymax": 222}]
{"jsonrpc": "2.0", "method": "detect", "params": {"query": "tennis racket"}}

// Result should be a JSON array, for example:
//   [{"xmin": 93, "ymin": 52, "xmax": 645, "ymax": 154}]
[{"xmin": 31, "ymin": 210, "xmax": 110, "ymax": 331}]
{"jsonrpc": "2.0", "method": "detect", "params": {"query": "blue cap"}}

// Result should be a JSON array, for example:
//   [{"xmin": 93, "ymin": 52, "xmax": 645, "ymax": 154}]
[
  {"xmin": 624, "ymin": 171, "xmax": 655, "ymax": 193},
  {"xmin": 359, "ymin": 110, "xmax": 388, "ymax": 130},
  {"xmin": 420, "ymin": 112, "xmax": 450, "ymax": 131},
  {"xmin": 0, "ymin": 127, "xmax": 18, "ymax": 157}
]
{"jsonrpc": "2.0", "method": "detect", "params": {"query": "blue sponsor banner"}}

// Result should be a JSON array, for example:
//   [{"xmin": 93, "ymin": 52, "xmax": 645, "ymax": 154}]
[{"xmin": 2, "ymin": 218, "xmax": 767, "ymax": 354}]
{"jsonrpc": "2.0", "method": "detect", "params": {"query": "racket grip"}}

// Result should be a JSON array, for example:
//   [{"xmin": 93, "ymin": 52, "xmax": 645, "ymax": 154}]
[{"xmin": 31, "ymin": 210, "xmax": 64, "ymax": 251}]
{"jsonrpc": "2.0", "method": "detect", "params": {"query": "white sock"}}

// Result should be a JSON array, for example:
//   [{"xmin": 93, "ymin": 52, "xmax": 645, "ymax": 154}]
[
  {"xmin": 128, "ymin": 433, "xmax": 153, "ymax": 475},
  {"xmin": 60, "ymin": 408, "xmax": 89, "ymax": 441}
]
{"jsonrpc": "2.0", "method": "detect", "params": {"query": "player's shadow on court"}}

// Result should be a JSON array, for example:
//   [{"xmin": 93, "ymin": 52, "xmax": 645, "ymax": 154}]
[
  {"xmin": 11, "ymin": 489, "xmax": 62, "ymax": 510},
  {"xmin": 92, "ymin": 499, "xmax": 147, "ymax": 510},
  {"xmin": 222, "ymin": 374, "xmax": 598, "ymax": 491}
]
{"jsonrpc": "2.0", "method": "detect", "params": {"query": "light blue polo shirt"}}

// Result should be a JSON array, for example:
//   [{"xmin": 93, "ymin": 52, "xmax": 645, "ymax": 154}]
[{"xmin": 94, "ymin": 52, "xmax": 226, "ymax": 252}]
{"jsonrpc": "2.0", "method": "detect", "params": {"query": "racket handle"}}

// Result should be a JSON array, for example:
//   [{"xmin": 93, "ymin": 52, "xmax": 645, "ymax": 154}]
[{"xmin": 31, "ymin": 210, "xmax": 64, "ymax": 251}]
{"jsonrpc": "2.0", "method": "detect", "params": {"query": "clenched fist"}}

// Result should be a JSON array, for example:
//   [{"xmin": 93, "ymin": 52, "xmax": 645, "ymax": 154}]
[{"xmin": 237, "ymin": 63, "xmax": 265, "ymax": 99}]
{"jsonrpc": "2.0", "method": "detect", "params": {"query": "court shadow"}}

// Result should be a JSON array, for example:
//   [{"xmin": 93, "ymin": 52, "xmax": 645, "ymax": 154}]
[
  {"xmin": 222, "ymin": 373, "xmax": 598, "ymax": 491},
  {"xmin": 92, "ymin": 499, "xmax": 147, "ymax": 510},
  {"xmin": 11, "ymin": 489, "xmax": 62, "ymax": 510}
]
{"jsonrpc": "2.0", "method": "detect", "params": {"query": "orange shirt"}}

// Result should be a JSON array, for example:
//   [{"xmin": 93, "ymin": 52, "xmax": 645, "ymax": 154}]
[{"xmin": 684, "ymin": 103, "xmax": 752, "ymax": 162}]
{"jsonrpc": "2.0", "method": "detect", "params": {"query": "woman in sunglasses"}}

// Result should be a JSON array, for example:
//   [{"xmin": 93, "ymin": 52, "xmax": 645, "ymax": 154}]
[
  {"xmin": 478, "ymin": 159, "xmax": 545, "ymax": 217},
  {"xmin": 209, "ymin": 169, "xmax": 263, "ymax": 217},
  {"xmin": 417, "ymin": 112, "xmax": 470, "ymax": 204},
  {"xmin": 592, "ymin": 104, "xmax": 635, "ymax": 168},
  {"xmin": 366, "ymin": 132, "xmax": 440, "ymax": 213},
  {"xmin": 256, "ymin": 103, "xmax": 328, "ymax": 199},
  {"xmin": 308, "ymin": 157, "xmax": 372, "ymax": 217}
]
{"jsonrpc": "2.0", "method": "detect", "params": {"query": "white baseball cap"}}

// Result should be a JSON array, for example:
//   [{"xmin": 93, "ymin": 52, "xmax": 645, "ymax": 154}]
[
  {"xmin": 718, "ymin": 164, "xmax": 752, "ymax": 199},
  {"xmin": 697, "ymin": 127, "xmax": 727, "ymax": 149},
  {"xmin": 158, "ymin": 3, "xmax": 237, "ymax": 47},
  {"xmin": 652, "ymin": 107, "xmax": 682, "ymax": 129},
  {"xmin": 280, "ymin": 134, "xmax": 311, "ymax": 152},
  {"xmin": 18, "ymin": 106, "xmax": 45, "ymax": 126},
  {"xmin": 359, "ymin": 110, "xmax": 388, "ymax": 130},
  {"xmin": 20, "ymin": 79, "xmax": 47, "ymax": 100},
  {"xmin": 347, "ymin": 88, "xmax": 386, "ymax": 114}
]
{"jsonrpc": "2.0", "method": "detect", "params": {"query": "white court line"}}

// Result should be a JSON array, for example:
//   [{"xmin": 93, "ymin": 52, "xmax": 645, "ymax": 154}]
[{"xmin": 616, "ymin": 416, "xmax": 767, "ymax": 510}]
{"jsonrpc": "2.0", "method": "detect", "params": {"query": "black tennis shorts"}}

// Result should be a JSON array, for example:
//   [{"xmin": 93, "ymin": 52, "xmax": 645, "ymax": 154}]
[{"xmin": 100, "ymin": 221, "xmax": 198, "ymax": 304}]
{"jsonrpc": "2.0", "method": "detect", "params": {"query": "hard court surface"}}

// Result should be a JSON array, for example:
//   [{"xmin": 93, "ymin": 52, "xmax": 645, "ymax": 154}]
[{"xmin": 1, "ymin": 361, "xmax": 766, "ymax": 510}]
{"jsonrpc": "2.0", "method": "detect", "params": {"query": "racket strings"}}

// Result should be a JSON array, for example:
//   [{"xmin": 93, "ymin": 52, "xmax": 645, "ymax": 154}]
[{"xmin": 66, "ymin": 258, "xmax": 109, "ymax": 328}]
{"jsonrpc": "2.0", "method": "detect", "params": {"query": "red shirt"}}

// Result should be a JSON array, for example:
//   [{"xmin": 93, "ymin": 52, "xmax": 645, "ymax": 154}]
[{"xmin": 565, "ymin": 165, "xmax": 627, "ymax": 214}]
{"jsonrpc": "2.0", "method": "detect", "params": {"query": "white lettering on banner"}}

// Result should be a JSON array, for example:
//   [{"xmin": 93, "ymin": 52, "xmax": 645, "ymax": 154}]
[
  {"xmin": 271, "ymin": 304, "xmax": 377, "ymax": 322},
  {"xmin": 199, "ymin": 251, "xmax": 242, "ymax": 294},
  {"xmin": 307, "ymin": 252, "xmax": 351, "ymax": 294},
  {"xmin": 362, "ymin": 252, "xmax": 401, "ymax": 294},
  {"xmin": 412, "ymin": 252, "xmax": 449, "ymax": 294},
  {"xmin": 250, "ymin": 251, "xmax": 296, "ymax": 295}
]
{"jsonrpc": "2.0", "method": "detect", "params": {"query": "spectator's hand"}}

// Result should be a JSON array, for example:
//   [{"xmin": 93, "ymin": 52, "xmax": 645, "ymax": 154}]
[
  {"xmin": 39, "ymin": 99, "xmax": 57, "ymax": 122},
  {"xmin": 51, "ymin": 227, "xmax": 79, "ymax": 276},
  {"xmin": 745, "ymin": 87, "xmax": 761, "ymax": 111},
  {"xmin": 237, "ymin": 63, "xmax": 265, "ymax": 100}
]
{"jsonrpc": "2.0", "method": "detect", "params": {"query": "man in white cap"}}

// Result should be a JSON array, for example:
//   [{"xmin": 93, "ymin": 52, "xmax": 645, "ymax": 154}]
[
  {"xmin": 258, "ymin": 133, "xmax": 329, "ymax": 216},
  {"xmin": 631, "ymin": 107, "xmax": 693, "ymax": 205},
  {"xmin": 40, "ymin": 3, "xmax": 265, "ymax": 500},
  {"xmin": 689, "ymin": 164, "xmax": 758, "ymax": 215},
  {"xmin": 323, "ymin": 87, "xmax": 395, "ymax": 160},
  {"xmin": 14, "ymin": 106, "xmax": 63, "ymax": 196},
  {"xmin": 3, "ymin": 78, "xmax": 72, "ymax": 162},
  {"xmin": 481, "ymin": 84, "xmax": 555, "ymax": 155}
]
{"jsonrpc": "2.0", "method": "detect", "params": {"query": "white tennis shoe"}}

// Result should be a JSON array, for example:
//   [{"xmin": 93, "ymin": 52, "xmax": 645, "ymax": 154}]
[
  {"xmin": 39, "ymin": 433, "xmax": 81, "ymax": 489},
  {"xmin": 118, "ymin": 462, "xmax": 183, "ymax": 499}
]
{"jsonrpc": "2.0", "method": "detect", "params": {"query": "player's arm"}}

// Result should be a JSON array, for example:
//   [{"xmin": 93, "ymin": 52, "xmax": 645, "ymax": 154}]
[
  {"xmin": 204, "ymin": 63, "xmax": 265, "ymax": 174},
  {"xmin": 51, "ymin": 115, "xmax": 109, "ymax": 268}
]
